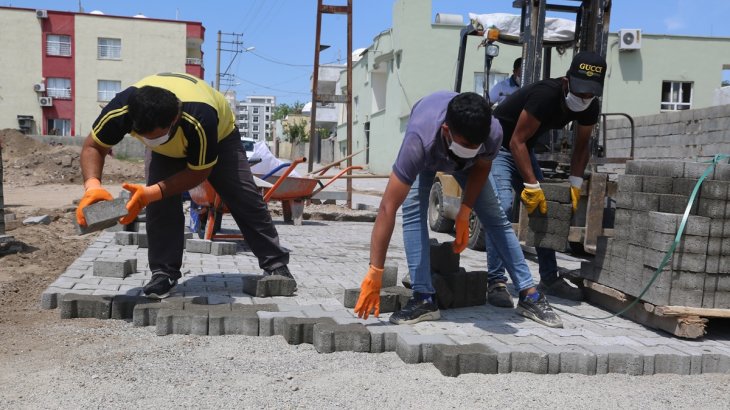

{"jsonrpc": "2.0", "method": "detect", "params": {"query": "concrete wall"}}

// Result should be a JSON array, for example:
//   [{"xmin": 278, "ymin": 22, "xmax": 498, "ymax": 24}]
[
  {"xmin": 603, "ymin": 104, "xmax": 730, "ymax": 161},
  {"xmin": 0, "ymin": 9, "xmax": 43, "ymax": 134},
  {"xmin": 74, "ymin": 15, "xmax": 187, "ymax": 137},
  {"xmin": 28, "ymin": 134, "xmax": 147, "ymax": 159}
]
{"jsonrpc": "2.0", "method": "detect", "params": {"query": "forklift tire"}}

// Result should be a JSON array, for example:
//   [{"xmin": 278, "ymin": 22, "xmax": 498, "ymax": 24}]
[
  {"xmin": 467, "ymin": 209, "xmax": 485, "ymax": 251},
  {"xmin": 428, "ymin": 181, "xmax": 455, "ymax": 233}
]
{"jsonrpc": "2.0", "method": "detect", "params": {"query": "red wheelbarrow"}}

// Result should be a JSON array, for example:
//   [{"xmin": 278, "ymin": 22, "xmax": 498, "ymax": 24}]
[{"xmin": 189, "ymin": 157, "xmax": 362, "ymax": 240}]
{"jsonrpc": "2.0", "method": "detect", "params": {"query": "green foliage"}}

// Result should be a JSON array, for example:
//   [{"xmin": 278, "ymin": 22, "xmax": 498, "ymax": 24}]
[
  {"xmin": 285, "ymin": 119, "xmax": 309, "ymax": 143},
  {"xmin": 273, "ymin": 101, "xmax": 305, "ymax": 121}
]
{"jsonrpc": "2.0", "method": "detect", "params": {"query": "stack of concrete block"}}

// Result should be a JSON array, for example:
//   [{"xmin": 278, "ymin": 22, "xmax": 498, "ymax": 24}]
[
  {"xmin": 342, "ymin": 265, "xmax": 412, "ymax": 313},
  {"xmin": 580, "ymin": 159, "xmax": 730, "ymax": 309},
  {"xmin": 521, "ymin": 183, "xmax": 572, "ymax": 252}
]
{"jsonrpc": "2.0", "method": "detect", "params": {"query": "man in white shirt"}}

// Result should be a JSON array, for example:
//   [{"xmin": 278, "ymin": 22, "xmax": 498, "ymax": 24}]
[{"xmin": 489, "ymin": 58, "xmax": 522, "ymax": 105}]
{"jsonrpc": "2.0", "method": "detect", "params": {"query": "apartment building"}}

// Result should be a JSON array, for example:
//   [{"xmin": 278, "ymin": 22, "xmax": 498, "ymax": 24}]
[
  {"xmin": 236, "ymin": 96, "xmax": 275, "ymax": 141},
  {"xmin": 0, "ymin": 6, "xmax": 205, "ymax": 136}
]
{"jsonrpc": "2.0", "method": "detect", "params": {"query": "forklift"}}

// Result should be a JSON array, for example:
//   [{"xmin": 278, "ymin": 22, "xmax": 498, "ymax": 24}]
[{"xmin": 427, "ymin": 0, "xmax": 633, "ymax": 254}]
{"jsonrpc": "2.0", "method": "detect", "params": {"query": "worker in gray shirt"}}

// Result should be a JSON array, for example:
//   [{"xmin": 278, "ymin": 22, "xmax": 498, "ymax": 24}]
[
  {"xmin": 353, "ymin": 91, "xmax": 562, "ymax": 328},
  {"xmin": 489, "ymin": 58, "xmax": 522, "ymax": 105}
]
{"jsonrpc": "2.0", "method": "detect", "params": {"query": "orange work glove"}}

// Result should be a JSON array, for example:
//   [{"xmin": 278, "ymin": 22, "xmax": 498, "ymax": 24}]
[
  {"xmin": 119, "ymin": 183, "xmax": 163, "ymax": 225},
  {"xmin": 354, "ymin": 265, "xmax": 384, "ymax": 320},
  {"xmin": 569, "ymin": 176, "xmax": 583, "ymax": 213},
  {"xmin": 521, "ymin": 182, "xmax": 547, "ymax": 215},
  {"xmin": 452, "ymin": 203, "xmax": 472, "ymax": 254},
  {"xmin": 76, "ymin": 177, "xmax": 113, "ymax": 226}
]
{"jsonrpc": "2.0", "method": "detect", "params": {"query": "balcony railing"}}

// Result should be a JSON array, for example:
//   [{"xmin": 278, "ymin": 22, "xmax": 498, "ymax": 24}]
[
  {"xmin": 186, "ymin": 57, "xmax": 203, "ymax": 66},
  {"xmin": 47, "ymin": 88, "xmax": 71, "ymax": 99}
]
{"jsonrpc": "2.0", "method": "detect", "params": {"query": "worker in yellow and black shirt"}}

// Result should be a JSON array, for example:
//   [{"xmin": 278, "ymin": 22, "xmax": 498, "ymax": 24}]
[{"xmin": 75, "ymin": 72, "xmax": 293, "ymax": 298}]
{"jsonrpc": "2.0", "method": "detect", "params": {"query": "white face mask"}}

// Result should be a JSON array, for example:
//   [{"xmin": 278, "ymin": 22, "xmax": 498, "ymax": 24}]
[
  {"xmin": 141, "ymin": 133, "xmax": 170, "ymax": 148},
  {"xmin": 565, "ymin": 90, "xmax": 595, "ymax": 112},
  {"xmin": 449, "ymin": 140, "xmax": 482, "ymax": 159}
]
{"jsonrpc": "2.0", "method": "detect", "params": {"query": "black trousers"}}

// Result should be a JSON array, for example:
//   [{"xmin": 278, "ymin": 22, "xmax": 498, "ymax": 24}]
[{"xmin": 145, "ymin": 129, "xmax": 289, "ymax": 279}]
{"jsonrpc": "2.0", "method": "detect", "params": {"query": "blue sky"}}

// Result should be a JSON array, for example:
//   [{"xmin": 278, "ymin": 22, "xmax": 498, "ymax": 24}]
[{"xmin": 7, "ymin": 0, "xmax": 730, "ymax": 105}]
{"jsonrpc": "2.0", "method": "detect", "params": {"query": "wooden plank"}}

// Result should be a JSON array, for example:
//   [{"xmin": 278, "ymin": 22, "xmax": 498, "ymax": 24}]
[
  {"xmin": 315, "ymin": 94, "xmax": 349, "ymax": 104},
  {"xmin": 583, "ymin": 280, "xmax": 707, "ymax": 339},
  {"xmin": 654, "ymin": 305, "xmax": 730, "ymax": 319},
  {"xmin": 584, "ymin": 173, "xmax": 607, "ymax": 254},
  {"xmin": 320, "ymin": 5, "xmax": 350, "ymax": 14}
]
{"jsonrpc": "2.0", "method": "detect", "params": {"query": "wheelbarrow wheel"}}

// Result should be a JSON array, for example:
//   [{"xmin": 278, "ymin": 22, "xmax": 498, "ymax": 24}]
[{"xmin": 197, "ymin": 208, "xmax": 223, "ymax": 239}]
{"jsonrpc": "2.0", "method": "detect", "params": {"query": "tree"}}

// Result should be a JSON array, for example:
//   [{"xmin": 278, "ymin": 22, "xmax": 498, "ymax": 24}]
[
  {"xmin": 273, "ymin": 101, "xmax": 305, "ymax": 121},
  {"xmin": 285, "ymin": 119, "xmax": 309, "ymax": 143}
]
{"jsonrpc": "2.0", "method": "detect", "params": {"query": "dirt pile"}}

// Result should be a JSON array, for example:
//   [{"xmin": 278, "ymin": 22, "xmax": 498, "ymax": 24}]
[{"xmin": 0, "ymin": 129, "xmax": 144, "ymax": 187}]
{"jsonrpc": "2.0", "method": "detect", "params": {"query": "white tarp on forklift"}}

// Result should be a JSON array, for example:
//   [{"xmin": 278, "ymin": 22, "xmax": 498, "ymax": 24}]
[
  {"xmin": 250, "ymin": 141, "xmax": 301, "ymax": 177},
  {"xmin": 468, "ymin": 13, "xmax": 575, "ymax": 43}
]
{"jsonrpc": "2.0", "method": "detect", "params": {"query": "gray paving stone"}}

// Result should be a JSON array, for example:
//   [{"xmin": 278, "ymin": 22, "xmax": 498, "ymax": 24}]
[
  {"xmin": 93, "ymin": 258, "xmax": 136, "ymax": 278},
  {"xmin": 429, "ymin": 241, "xmax": 460, "ymax": 274},
  {"xmin": 111, "ymin": 295, "xmax": 149, "ymax": 320},
  {"xmin": 23, "ymin": 215, "xmax": 51, "ymax": 225},
  {"xmin": 137, "ymin": 233, "xmax": 148, "ymax": 248},
  {"xmin": 395, "ymin": 333, "xmax": 455, "ymax": 364},
  {"xmin": 432, "ymin": 344, "xmax": 498, "ymax": 377},
  {"xmin": 280, "ymin": 317, "xmax": 336, "ymax": 345},
  {"xmin": 242, "ymin": 275, "xmax": 297, "ymax": 297},
  {"xmin": 506, "ymin": 344, "xmax": 550, "ymax": 374},
  {"xmin": 156, "ymin": 308, "xmax": 209, "ymax": 336},
  {"xmin": 312, "ymin": 323, "xmax": 371, "ymax": 353},
  {"xmin": 59, "ymin": 294, "xmax": 113, "ymax": 319},
  {"xmin": 342, "ymin": 286, "xmax": 411, "ymax": 313},
  {"xmin": 211, "ymin": 241, "xmax": 237, "ymax": 256},
  {"xmin": 114, "ymin": 231, "xmax": 137, "ymax": 246},
  {"xmin": 186, "ymin": 239, "xmax": 212, "ymax": 253},
  {"xmin": 78, "ymin": 198, "xmax": 128, "ymax": 234},
  {"xmin": 367, "ymin": 325, "xmax": 416, "ymax": 353},
  {"xmin": 640, "ymin": 345, "xmax": 691, "ymax": 375},
  {"xmin": 535, "ymin": 344, "xmax": 597, "ymax": 375},
  {"xmin": 132, "ymin": 298, "xmax": 190, "ymax": 327},
  {"xmin": 484, "ymin": 343, "xmax": 514, "ymax": 374},
  {"xmin": 382, "ymin": 265, "xmax": 398, "ymax": 288},
  {"xmin": 257, "ymin": 311, "xmax": 306, "ymax": 337},
  {"xmin": 584, "ymin": 345, "xmax": 644, "ymax": 375}
]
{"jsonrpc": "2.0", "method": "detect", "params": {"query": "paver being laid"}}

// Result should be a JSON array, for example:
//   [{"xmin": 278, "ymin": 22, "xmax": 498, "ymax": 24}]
[{"xmin": 40, "ymin": 213, "xmax": 730, "ymax": 377}]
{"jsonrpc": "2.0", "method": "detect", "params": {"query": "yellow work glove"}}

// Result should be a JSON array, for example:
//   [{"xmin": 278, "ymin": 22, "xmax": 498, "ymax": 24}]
[
  {"xmin": 76, "ymin": 177, "xmax": 113, "ymax": 226},
  {"xmin": 452, "ymin": 203, "xmax": 472, "ymax": 254},
  {"xmin": 119, "ymin": 183, "xmax": 163, "ymax": 225},
  {"xmin": 521, "ymin": 182, "xmax": 547, "ymax": 215},
  {"xmin": 569, "ymin": 176, "xmax": 583, "ymax": 213},
  {"xmin": 354, "ymin": 265, "xmax": 384, "ymax": 320}
]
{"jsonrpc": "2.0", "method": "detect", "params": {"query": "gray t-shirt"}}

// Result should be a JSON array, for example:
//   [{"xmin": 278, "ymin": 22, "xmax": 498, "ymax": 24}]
[{"xmin": 392, "ymin": 91, "xmax": 503, "ymax": 185}]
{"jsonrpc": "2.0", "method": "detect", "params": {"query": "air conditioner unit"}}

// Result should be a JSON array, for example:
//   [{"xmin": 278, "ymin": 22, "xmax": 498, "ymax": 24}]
[
  {"xmin": 36, "ymin": 9, "xmax": 48, "ymax": 18},
  {"xmin": 33, "ymin": 82, "xmax": 45, "ymax": 92},
  {"xmin": 39, "ymin": 96, "xmax": 53, "ymax": 107},
  {"xmin": 618, "ymin": 29, "xmax": 641, "ymax": 51}
]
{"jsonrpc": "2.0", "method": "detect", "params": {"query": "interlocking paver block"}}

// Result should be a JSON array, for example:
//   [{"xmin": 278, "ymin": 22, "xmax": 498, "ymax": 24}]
[
  {"xmin": 342, "ymin": 286, "xmax": 411, "ymax": 312},
  {"xmin": 132, "ymin": 297, "xmax": 191, "ymax": 327},
  {"xmin": 59, "ymin": 294, "xmax": 113, "ymax": 319},
  {"xmin": 208, "ymin": 303, "xmax": 279, "ymax": 336},
  {"xmin": 242, "ymin": 275, "xmax": 297, "ymax": 297},
  {"xmin": 366, "ymin": 324, "xmax": 416, "ymax": 353},
  {"xmin": 257, "ymin": 311, "xmax": 306, "ymax": 337},
  {"xmin": 395, "ymin": 333, "xmax": 455, "ymax": 364},
  {"xmin": 114, "ymin": 231, "xmax": 137, "ymax": 246},
  {"xmin": 280, "ymin": 317, "xmax": 336, "ymax": 345},
  {"xmin": 429, "ymin": 241, "xmax": 460, "ymax": 274},
  {"xmin": 23, "ymin": 215, "xmax": 51, "ymax": 225},
  {"xmin": 78, "ymin": 198, "xmax": 128, "ymax": 234},
  {"xmin": 508, "ymin": 344, "xmax": 549, "ymax": 374},
  {"xmin": 313, "ymin": 323, "xmax": 371, "ymax": 353},
  {"xmin": 156, "ymin": 308, "xmax": 209, "ymax": 336},
  {"xmin": 111, "ymin": 295, "xmax": 150, "ymax": 320},
  {"xmin": 536, "ymin": 344, "xmax": 597, "ymax": 375},
  {"xmin": 186, "ymin": 239, "xmax": 211, "ymax": 253},
  {"xmin": 211, "ymin": 241, "xmax": 237, "ymax": 256},
  {"xmin": 640, "ymin": 345, "xmax": 691, "ymax": 375},
  {"xmin": 541, "ymin": 183, "xmax": 571, "ymax": 203},
  {"xmin": 93, "ymin": 258, "xmax": 136, "ymax": 278},
  {"xmin": 432, "ymin": 344, "xmax": 498, "ymax": 377},
  {"xmin": 382, "ymin": 265, "xmax": 398, "ymax": 287},
  {"xmin": 137, "ymin": 233, "xmax": 148, "ymax": 248},
  {"xmin": 584, "ymin": 345, "xmax": 644, "ymax": 375}
]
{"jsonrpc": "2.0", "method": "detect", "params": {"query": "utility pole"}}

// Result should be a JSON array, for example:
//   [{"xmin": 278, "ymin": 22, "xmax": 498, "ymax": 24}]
[{"xmin": 215, "ymin": 31, "xmax": 246, "ymax": 91}]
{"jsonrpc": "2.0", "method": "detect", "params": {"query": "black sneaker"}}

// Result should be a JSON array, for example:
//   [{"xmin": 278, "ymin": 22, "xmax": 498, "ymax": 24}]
[
  {"xmin": 538, "ymin": 276, "xmax": 584, "ymax": 301},
  {"xmin": 143, "ymin": 272, "xmax": 178, "ymax": 299},
  {"xmin": 517, "ymin": 292, "xmax": 563, "ymax": 328},
  {"xmin": 389, "ymin": 293, "xmax": 441, "ymax": 325},
  {"xmin": 487, "ymin": 281, "xmax": 514, "ymax": 308},
  {"xmin": 264, "ymin": 265, "xmax": 295, "ymax": 279}
]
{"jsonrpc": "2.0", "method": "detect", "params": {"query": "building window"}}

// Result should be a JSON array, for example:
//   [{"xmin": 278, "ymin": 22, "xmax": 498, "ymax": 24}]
[
  {"xmin": 661, "ymin": 81, "xmax": 692, "ymax": 111},
  {"xmin": 47, "ymin": 34, "xmax": 71, "ymax": 56},
  {"xmin": 253, "ymin": 116, "xmax": 259, "ymax": 123},
  {"xmin": 265, "ymin": 114, "xmax": 270, "ymax": 121},
  {"xmin": 265, "ymin": 106, "xmax": 270, "ymax": 112},
  {"xmin": 47, "ymin": 118, "xmax": 71, "ymax": 136},
  {"xmin": 265, "ymin": 123, "xmax": 270, "ymax": 130},
  {"xmin": 238, "ymin": 115, "xmax": 245, "ymax": 121},
  {"xmin": 97, "ymin": 80, "xmax": 121, "ymax": 102},
  {"xmin": 253, "ymin": 125, "xmax": 259, "ymax": 132},
  {"xmin": 253, "ymin": 107, "xmax": 259, "ymax": 114},
  {"xmin": 98, "ymin": 38, "xmax": 121, "ymax": 60},
  {"xmin": 47, "ymin": 78, "xmax": 71, "ymax": 99}
]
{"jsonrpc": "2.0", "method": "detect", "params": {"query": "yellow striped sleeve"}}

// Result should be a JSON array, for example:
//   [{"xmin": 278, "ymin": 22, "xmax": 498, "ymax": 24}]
[
  {"xmin": 182, "ymin": 112, "xmax": 208, "ymax": 166},
  {"xmin": 92, "ymin": 106, "xmax": 128, "ymax": 138},
  {"xmin": 187, "ymin": 158, "xmax": 218, "ymax": 170}
]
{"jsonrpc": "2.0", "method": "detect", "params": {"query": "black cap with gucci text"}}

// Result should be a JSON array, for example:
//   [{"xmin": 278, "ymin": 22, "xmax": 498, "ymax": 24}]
[{"xmin": 567, "ymin": 51, "xmax": 607, "ymax": 96}]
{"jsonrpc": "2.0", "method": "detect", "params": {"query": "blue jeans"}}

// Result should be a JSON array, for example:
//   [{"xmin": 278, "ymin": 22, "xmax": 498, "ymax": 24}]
[
  {"xmin": 401, "ymin": 169, "xmax": 535, "ymax": 295},
  {"xmin": 485, "ymin": 147, "xmax": 559, "ymax": 284}
]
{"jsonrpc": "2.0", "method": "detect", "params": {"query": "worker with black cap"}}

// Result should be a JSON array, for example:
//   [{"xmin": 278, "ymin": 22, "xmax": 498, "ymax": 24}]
[{"xmin": 483, "ymin": 51, "xmax": 607, "ymax": 308}]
